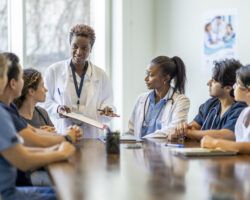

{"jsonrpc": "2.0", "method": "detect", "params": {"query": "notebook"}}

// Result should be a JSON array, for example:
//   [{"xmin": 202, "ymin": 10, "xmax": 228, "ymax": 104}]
[
  {"xmin": 170, "ymin": 147, "xmax": 238, "ymax": 157},
  {"xmin": 98, "ymin": 135, "xmax": 143, "ymax": 143}
]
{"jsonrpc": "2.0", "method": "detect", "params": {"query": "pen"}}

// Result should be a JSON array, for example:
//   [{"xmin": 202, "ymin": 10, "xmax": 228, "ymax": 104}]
[
  {"xmin": 57, "ymin": 88, "xmax": 61, "ymax": 95},
  {"xmin": 165, "ymin": 143, "xmax": 184, "ymax": 148}
]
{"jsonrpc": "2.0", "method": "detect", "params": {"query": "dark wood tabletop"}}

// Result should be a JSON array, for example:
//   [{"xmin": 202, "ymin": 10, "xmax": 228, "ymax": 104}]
[{"xmin": 48, "ymin": 139, "xmax": 250, "ymax": 200}]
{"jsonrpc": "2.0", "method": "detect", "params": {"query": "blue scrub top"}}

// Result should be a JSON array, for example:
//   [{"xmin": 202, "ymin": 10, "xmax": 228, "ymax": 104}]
[
  {"xmin": 194, "ymin": 97, "xmax": 247, "ymax": 132},
  {"xmin": 141, "ymin": 91, "xmax": 167, "ymax": 137},
  {"xmin": 0, "ymin": 102, "xmax": 27, "ymax": 132},
  {"xmin": 0, "ymin": 105, "xmax": 20, "ymax": 197}
]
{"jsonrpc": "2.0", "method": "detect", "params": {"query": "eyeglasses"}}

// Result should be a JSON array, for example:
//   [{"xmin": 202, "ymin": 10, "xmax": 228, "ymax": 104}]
[{"xmin": 233, "ymin": 82, "xmax": 248, "ymax": 91}]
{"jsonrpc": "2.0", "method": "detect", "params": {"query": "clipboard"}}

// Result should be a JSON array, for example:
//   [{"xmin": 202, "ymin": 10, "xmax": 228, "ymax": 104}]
[
  {"xmin": 170, "ymin": 147, "xmax": 238, "ymax": 157},
  {"xmin": 62, "ymin": 112, "xmax": 106, "ymax": 130}
]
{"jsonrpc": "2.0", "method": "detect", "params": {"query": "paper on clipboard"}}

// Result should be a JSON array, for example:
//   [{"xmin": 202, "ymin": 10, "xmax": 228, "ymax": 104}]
[{"xmin": 62, "ymin": 112, "xmax": 106, "ymax": 130}]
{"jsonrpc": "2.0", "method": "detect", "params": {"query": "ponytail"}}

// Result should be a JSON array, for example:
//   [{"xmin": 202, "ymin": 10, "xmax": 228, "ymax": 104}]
[{"xmin": 171, "ymin": 56, "xmax": 186, "ymax": 94}]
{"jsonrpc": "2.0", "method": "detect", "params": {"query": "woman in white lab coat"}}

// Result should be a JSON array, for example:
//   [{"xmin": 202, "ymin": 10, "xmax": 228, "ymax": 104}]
[
  {"xmin": 43, "ymin": 24, "xmax": 116, "ymax": 138},
  {"xmin": 128, "ymin": 56, "xmax": 190, "ymax": 138}
]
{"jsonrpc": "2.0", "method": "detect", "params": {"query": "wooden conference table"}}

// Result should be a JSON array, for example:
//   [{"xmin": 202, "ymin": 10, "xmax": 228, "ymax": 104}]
[{"xmin": 48, "ymin": 139, "xmax": 250, "ymax": 200}]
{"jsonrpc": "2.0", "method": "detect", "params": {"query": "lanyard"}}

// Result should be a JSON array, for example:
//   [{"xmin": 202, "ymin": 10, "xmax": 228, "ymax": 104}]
[{"xmin": 70, "ymin": 61, "xmax": 88, "ymax": 108}]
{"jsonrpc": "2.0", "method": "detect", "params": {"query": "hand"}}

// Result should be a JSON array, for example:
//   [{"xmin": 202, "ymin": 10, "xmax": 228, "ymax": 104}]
[
  {"xmin": 201, "ymin": 136, "xmax": 217, "ymax": 149},
  {"xmin": 57, "ymin": 105, "xmax": 71, "ymax": 118},
  {"xmin": 167, "ymin": 128, "xmax": 179, "ymax": 141},
  {"xmin": 167, "ymin": 123, "xmax": 189, "ymax": 141},
  {"xmin": 98, "ymin": 106, "xmax": 120, "ymax": 117},
  {"xmin": 58, "ymin": 142, "xmax": 76, "ymax": 158},
  {"xmin": 66, "ymin": 125, "xmax": 83, "ymax": 143},
  {"xmin": 175, "ymin": 122, "xmax": 189, "ymax": 136},
  {"xmin": 40, "ymin": 125, "xmax": 56, "ymax": 133}
]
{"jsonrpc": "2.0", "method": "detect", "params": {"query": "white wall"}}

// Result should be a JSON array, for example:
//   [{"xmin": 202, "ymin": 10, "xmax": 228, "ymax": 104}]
[
  {"xmin": 112, "ymin": 0, "xmax": 155, "ymax": 131},
  {"xmin": 112, "ymin": 0, "xmax": 250, "ymax": 131}
]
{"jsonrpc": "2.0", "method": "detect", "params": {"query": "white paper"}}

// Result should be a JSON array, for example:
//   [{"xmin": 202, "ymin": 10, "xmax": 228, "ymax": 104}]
[
  {"xmin": 62, "ymin": 112, "xmax": 105, "ymax": 130},
  {"xmin": 142, "ymin": 132, "xmax": 167, "ymax": 139},
  {"xmin": 120, "ymin": 135, "xmax": 142, "ymax": 142}
]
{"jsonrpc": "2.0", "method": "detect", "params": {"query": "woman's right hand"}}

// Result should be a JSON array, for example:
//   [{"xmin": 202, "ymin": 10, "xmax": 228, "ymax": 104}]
[
  {"xmin": 57, "ymin": 105, "xmax": 71, "ymax": 118},
  {"xmin": 58, "ymin": 142, "xmax": 76, "ymax": 159}
]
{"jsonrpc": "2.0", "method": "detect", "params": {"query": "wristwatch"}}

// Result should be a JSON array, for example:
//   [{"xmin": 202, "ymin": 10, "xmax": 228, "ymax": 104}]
[{"xmin": 64, "ymin": 135, "xmax": 73, "ymax": 143}]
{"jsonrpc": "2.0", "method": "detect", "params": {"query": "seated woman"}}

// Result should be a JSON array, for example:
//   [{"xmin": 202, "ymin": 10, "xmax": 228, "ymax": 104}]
[
  {"xmin": 0, "ymin": 53, "xmax": 76, "ymax": 200},
  {"xmin": 201, "ymin": 65, "xmax": 250, "ymax": 154},
  {"xmin": 14, "ymin": 69, "xmax": 54, "ymax": 132},
  {"xmin": 128, "ymin": 56, "xmax": 190, "ymax": 138}
]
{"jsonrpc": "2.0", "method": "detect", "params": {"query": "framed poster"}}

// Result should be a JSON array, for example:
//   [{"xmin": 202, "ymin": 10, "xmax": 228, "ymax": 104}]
[{"xmin": 203, "ymin": 10, "xmax": 237, "ymax": 69}]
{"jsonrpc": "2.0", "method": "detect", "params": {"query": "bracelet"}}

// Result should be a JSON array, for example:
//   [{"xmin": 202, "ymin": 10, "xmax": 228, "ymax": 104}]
[{"xmin": 64, "ymin": 135, "xmax": 73, "ymax": 143}]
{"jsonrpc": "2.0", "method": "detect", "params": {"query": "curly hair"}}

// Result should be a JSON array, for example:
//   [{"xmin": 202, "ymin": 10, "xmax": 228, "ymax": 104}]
[
  {"xmin": 0, "ymin": 54, "xmax": 8, "ymax": 77},
  {"xmin": 14, "ymin": 68, "xmax": 42, "ymax": 108},
  {"xmin": 69, "ymin": 24, "xmax": 96, "ymax": 47}
]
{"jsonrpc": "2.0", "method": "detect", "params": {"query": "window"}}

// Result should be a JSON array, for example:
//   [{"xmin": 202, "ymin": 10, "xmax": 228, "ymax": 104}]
[
  {"xmin": 0, "ymin": 0, "xmax": 8, "ymax": 52},
  {"xmin": 24, "ymin": 0, "xmax": 90, "ymax": 71}
]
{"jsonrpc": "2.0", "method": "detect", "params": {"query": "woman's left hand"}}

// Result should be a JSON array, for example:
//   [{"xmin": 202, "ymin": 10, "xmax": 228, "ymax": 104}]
[{"xmin": 98, "ymin": 106, "xmax": 120, "ymax": 117}]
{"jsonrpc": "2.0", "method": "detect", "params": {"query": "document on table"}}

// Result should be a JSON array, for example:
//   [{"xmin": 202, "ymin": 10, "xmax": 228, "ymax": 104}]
[
  {"xmin": 62, "ymin": 112, "xmax": 106, "ymax": 130},
  {"xmin": 120, "ymin": 135, "xmax": 143, "ymax": 142},
  {"xmin": 142, "ymin": 132, "xmax": 166, "ymax": 139},
  {"xmin": 170, "ymin": 147, "xmax": 238, "ymax": 157}
]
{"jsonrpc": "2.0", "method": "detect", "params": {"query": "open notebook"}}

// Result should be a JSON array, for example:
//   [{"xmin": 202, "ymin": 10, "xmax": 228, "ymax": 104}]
[
  {"xmin": 170, "ymin": 147, "xmax": 238, "ymax": 157},
  {"xmin": 62, "ymin": 112, "xmax": 106, "ymax": 129}
]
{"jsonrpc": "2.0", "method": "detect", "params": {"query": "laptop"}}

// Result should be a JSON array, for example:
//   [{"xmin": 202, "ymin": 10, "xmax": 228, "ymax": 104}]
[{"xmin": 170, "ymin": 147, "xmax": 238, "ymax": 157}]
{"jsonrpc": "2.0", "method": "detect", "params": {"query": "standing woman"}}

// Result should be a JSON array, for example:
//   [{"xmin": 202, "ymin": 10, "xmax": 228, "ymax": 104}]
[
  {"xmin": 129, "ymin": 56, "xmax": 190, "ymax": 138},
  {"xmin": 44, "ymin": 24, "xmax": 116, "ymax": 138},
  {"xmin": 14, "ymin": 68, "xmax": 54, "ymax": 131}
]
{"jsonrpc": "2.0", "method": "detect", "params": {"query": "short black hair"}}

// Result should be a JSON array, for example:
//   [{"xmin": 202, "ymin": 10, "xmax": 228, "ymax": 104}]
[
  {"xmin": 2, "ymin": 52, "xmax": 20, "ymax": 82},
  {"xmin": 212, "ymin": 59, "xmax": 242, "ymax": 97},
  {"xmin": 236, "ymin": 64, "xmax": 250, "ymax": 88}
]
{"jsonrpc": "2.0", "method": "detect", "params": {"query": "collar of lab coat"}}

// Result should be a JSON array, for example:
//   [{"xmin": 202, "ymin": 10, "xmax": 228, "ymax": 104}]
[
  {"xmin": 146, "ymin": 87, "xmax": 176, "ymax": 103},
  {"xmin": 66, "ymin": 59, "xmax": 99, "ymax": 82}
]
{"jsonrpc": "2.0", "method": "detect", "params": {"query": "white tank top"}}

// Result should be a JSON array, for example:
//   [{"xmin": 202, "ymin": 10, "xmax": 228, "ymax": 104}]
[{"xmin": 235, "ymin": 107, "xmax": 250, "ymax": 142}]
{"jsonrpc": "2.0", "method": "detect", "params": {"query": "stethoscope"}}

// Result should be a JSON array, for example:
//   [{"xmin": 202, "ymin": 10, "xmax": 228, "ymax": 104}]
[
  {"xmin": 200, "ymin": 106, "xmax": 219, "ymax": 130},
  {"xmin": 142, "ymin": 91, "xmax": 175, "ymax": 127}
]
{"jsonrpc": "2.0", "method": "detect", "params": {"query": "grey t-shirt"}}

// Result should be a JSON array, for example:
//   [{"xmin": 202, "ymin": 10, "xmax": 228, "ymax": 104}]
[{"xmin": 22, "ymin": 106, "xmax": 54, "ymax": 128}]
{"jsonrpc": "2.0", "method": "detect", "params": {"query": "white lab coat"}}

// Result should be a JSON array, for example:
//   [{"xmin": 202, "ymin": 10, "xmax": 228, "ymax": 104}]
[
  {"xmin": 43, "ymin": 59, "xmax": 115, "ymax": 138},
  {"xmin": 128, "ymin": 87, "xmax": 190, "ymax": 138}
]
